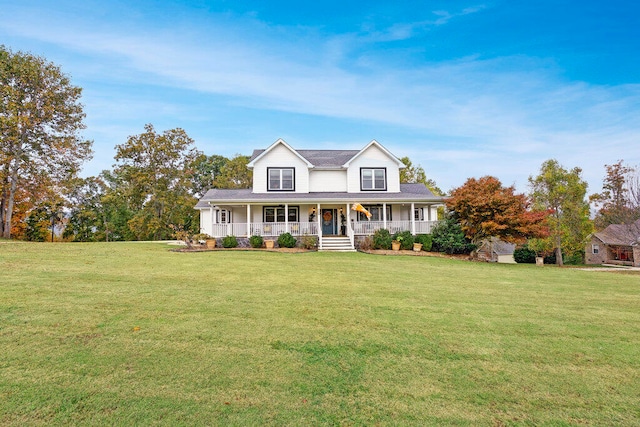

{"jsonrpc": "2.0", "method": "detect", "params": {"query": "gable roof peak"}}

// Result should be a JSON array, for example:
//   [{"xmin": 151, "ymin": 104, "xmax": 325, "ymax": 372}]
[
  {"xmin": 247, "ymin": 138, "xmax": 313, "ymax": 168},
  {"xmin": 343, "ymin": 139, "xmax": 405, "ymax": 168}
]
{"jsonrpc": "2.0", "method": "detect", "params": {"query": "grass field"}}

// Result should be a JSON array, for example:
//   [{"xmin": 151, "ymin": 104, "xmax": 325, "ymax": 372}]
[{"xmin": 1, "ymin": 242, "xmax": 639, "ymax": 426}]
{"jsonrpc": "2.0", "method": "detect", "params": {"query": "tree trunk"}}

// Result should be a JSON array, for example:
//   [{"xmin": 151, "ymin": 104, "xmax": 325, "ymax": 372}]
[
  {"xmin": 0, "ymin": 165, "xmax": 10, "ymax": 237},
  {"xmin": 2, "ymin": 169, "xmax": 18, "ymax": 239},
  {"xmin": 0, "ymin": 187, "xmax": 5, "ymax": 237},
  {"xmin": 555, "ymin": 242, "xmax": 564, "ymax": 267}
]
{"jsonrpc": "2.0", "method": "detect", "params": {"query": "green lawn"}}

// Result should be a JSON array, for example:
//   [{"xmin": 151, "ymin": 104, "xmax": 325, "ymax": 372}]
[{"xmin": 1, "ymin": 242, "xmax": 639, "ymax": 426}]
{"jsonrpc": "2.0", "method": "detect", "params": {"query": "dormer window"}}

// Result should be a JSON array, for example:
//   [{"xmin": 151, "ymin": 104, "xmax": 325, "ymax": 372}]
[
  {"xmin": 268, "ymin": 167, "xmax": 295, "ymax": 191},
  {"xmin": 361, "ymin": 168, "xmax": 386, "ymax": 191}
]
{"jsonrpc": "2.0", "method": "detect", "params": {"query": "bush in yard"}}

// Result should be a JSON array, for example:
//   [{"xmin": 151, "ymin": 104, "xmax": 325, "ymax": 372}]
[
  {"xmin": 514, "ymin": 245, "xmax": 536, "ymax": 263},
  {"xmin": 277, "ymin": 232, "xmax": 297, "ymax": 248},
  {"xmin": 431, "ymin": 214, "xmax": 476, "ymax": 254},
  {"xmin": 222, "ymin": 235, "xmax": 238, "ymax": 248},
  {"xmin": 372, "ymin": 228, "xmax": 392, "ymax": 250},
  {"xmin": 564, "ymin": 251, "xmax": 584, "ymax": 265},
  {"xmin": 414, "ymin": 234, "xmax": 433, "ymax": 251},
  {"xmin": 249, "ymin": 235, "xmax": 264, "ymax": 248},
  {"xmin": 300, "ymin": 234, "xmax": 318, "ymax": 250},
  {"xmin": 392, "ymin": 230, "xmax": 414, "ymax": 250}
]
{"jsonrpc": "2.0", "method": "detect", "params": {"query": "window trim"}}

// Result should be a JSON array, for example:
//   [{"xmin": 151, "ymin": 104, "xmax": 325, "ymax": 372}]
[
  {"xmin": 592, "ymin": 244, "xmax": 600, "ymax": 254},
  {"xmin": 360, "ymin": 167, "xmax": 387, "ymax": 191},
  {"xmin": 267, "ymin": 167, "xmax": 295, "ymax": 192}
]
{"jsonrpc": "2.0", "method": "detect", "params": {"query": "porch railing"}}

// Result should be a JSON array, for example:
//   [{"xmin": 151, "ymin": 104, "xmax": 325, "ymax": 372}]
[
  {"xmin": 208, "ymin": 220, "xmax": 440, "ymax": 238},
  {"xmin": 352, "ymin": 220, "xmax": 440, "ymax": 235}
]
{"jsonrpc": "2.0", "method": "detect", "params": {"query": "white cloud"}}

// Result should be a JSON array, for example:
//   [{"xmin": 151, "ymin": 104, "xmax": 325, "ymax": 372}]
[{"xmin": 1, "ymin": 2, "xmax": 638, "ymax": 193}]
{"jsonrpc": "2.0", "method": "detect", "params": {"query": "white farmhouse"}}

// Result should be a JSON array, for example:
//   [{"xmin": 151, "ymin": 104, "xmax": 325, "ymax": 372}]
[{"xmin": 195, "ymin": 139, "xmax": 444, "ymax": 250}]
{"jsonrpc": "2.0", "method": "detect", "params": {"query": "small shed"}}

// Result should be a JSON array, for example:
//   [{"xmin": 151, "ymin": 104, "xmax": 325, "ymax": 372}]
[{"xmin": 477, "ymin": 237, "xmax": 516, "ymax": 263}]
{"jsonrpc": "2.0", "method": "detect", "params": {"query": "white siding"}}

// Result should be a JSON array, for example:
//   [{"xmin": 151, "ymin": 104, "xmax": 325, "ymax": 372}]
[
  {"xmin": 231, "ymin": 208, "xmax": 247, "ymax": 224},
  {"xmin": 347, "ymin": 144, "xmax": 401, "ymax": 193},
  {"xmin": 428, "ymin": 206, "xmax": 439, "ymax": 221},
  {"xmin": 199, "ymin": 208, "xmax": 212, "ymax": 236},
  {"xmin": 309, "ymin": 170, "xmax": 347, "ymax": 192},
  {"xmin": 252, "ymin": 144, "xmax": 310, "ymax": 193}
]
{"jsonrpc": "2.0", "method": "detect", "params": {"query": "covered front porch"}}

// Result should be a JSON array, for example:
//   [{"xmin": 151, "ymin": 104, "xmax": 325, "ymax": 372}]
[{"xmin": 200, "ymin": 202, "xmax": 441, "ymax": 249}]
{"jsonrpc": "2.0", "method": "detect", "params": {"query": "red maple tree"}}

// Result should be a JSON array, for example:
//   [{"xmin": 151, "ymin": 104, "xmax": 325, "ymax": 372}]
[{"xmin": 447, "ymin": 176, "xmax": 548, "ymax": 246}]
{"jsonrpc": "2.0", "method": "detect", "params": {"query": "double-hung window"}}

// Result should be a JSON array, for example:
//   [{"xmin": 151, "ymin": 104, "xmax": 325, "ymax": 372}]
[
  {"xmin": 264, "ymin": 206, "xmax": 299, "ymax": 222},
  {"xmin": 268, "ymin": 168, "xmax": 295, "ymax": 191},
  {"xmin": 361, "ymin": 168, "xmax": 386, "ymax": 191}
]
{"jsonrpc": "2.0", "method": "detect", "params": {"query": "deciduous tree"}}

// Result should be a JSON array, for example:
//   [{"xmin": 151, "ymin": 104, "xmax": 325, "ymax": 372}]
[
  {"xmin": 447, "ymin": 176, "xmax": 547, "ymax": 252},
  {"xmin": 190, "ymin": 153, "xmax": 228, "ymax": 197},
  {"xmin": 110, "ymin": 124, "xmax": 200, "ymax": 240},
  {"xmin": 590, "ymin": 160, "xmax": 640, "ymax": 228},
  {"xmin": 529, "ymin": 159, "xmax": 592, "ymax": 266},
  {"xmin": 63, "ymin": 176, "xmax": 106, "ymax": 241},
  {"xmin": 399, "ymin": 156, "xmax": 443, "ymax": 195},
  {"xmin": 213, "ymin": 154, "xmax": 252, "ymax": 189},
  {"xmin": 0, "ymin": 45, "xmax": 92, "ymax": 238}
]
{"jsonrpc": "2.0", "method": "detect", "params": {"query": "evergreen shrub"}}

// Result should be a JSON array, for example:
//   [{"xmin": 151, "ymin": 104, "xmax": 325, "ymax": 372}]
[
  {"xmin": 222, "ymin": 235, "xmax": 238, "ymax": 248},
  {"xmin": 277, "ymin": 232, "xmax": 297, "ymax": 248},
  {"xmin": 372, "ymin": 229, "xmax": 392, "ymax": 250},
  {"xmin": 249, "ymin": 235, "xmax": 264, "ymax": 248}
]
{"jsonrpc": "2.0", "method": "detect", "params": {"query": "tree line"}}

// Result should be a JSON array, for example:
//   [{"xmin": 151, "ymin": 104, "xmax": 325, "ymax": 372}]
[{"xmin": 3, "ymin": 46, "xmax": 640, "ymax": 260}]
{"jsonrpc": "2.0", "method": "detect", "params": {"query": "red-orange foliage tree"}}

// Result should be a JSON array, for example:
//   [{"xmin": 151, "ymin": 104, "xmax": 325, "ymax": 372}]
[{"xmin": 446, "ymin": 176, "xmax": 548, "ymax": 248}]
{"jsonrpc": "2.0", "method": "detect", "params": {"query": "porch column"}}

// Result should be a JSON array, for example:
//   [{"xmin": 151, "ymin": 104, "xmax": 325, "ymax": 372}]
[
  {"xmin": 346, "ymin": 203, "xmax": 353, "ymax": 246},
  {"xmin": 210, "ymin": 205, "xmax": 214, "ymax": 236},
  {"xmin": 246, "ymin": 205, "xmax": 251, "ymax": 237},
  {"xmin": 285, "ymin": 203, "xmax": 289, "ymax": 233},
  {"xmin": 317, "ymin": 203, "xmax": 322, "ymax": 250},
  {"xmin": 383, "ymin": 203, "xmax": 387, "ymax": 229},
  {"xmin": 427, "ymin": 205, "xmax": 432, "ymax": 221},
  {"xmin": 210, "ymin": 204, "xmax": 216, "ymax": 237},
  {"xmin": 411, "ymin": 202, "xmax": 415, "ymax": 235}
]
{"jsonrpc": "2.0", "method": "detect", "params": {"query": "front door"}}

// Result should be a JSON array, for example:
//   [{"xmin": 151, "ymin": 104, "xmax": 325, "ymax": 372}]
[{"xmin": 321, "ymin": 209, "xmax": 336, "ymax": 235}]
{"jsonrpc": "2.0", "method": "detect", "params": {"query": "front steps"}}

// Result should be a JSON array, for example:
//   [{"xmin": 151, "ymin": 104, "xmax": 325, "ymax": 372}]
[{"xmin": 319, "ymin": 236, "xmax": 355, "ymax": 252}]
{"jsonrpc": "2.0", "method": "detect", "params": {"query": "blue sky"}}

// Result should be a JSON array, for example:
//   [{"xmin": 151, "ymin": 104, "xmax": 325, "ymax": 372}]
[{"xmin": 1, "ymin": 0, "xmax": 639, "ymax": 193}]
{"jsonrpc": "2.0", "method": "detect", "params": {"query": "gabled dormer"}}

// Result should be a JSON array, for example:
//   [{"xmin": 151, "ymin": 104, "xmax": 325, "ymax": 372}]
[
  {"xmin": 248, "ymin": 139, "xmax": 314, "ymax": 194},
  {"xmin": 343, "ymin": 140, "xmax": 405, "ymax": 193}
]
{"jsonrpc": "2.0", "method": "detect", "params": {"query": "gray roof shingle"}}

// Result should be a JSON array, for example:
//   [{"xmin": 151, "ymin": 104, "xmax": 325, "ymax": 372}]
[
  {"xmin": 195, "ymin": 183, "xmax": 442, "ymax": 208},
  {"xmin": 250, "ymin": 149, "xmax": 360, "ymax": 168},
  {"xmin": 593, "ymin": 219, "xmax": 640, "ymax": 246}
]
